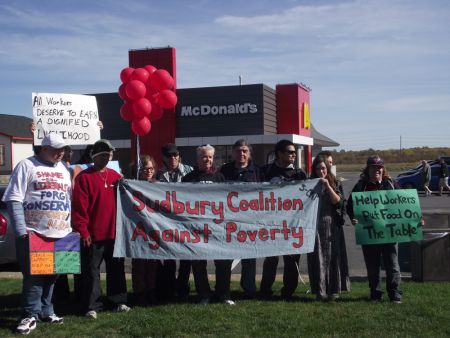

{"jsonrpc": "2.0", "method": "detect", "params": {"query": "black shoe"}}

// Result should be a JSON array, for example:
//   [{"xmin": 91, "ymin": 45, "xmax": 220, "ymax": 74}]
[{"xmin": 259, "ymin": 289, "xmax": 273, "ymax": 300}]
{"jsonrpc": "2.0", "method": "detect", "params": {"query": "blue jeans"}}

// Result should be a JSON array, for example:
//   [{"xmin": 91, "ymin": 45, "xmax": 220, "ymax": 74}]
[{"xmin": 16, "ymin": 236, "xmax": 58, "ymax": 319}]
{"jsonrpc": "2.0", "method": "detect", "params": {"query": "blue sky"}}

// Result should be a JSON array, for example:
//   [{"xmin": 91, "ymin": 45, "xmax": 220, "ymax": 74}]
[{"xmin": 1, "ymin": 0, "xmax": 449, "ymax": 150}]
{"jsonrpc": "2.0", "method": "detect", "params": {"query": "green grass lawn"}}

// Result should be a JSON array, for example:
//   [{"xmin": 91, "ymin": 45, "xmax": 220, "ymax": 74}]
[{"xmin": 0, "ymin": 278, "xmax": 449, "ymax": 337}]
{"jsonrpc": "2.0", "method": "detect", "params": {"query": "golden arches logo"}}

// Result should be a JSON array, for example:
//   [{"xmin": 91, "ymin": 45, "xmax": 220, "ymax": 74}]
[{"xmin": 303, "ymin": 103, "xmax": 310, "ymax": 129}]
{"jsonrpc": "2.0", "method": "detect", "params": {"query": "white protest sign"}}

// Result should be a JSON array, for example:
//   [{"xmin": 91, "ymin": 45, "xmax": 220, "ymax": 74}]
[{"xmin": 32, "ymin": 92, "xmax": 101, "ymax": 145}]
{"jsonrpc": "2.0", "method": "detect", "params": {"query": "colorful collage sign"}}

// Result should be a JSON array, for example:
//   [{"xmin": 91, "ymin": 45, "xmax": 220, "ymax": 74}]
[{"xmin": 29, "ymin": 232, "xmax": 81, "ymax": 275}]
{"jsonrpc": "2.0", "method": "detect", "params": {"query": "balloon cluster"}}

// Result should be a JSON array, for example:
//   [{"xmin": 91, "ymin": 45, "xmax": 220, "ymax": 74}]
[{"xmin": 118, "ymin": 65, "xmax": 177, "ymax": 136}]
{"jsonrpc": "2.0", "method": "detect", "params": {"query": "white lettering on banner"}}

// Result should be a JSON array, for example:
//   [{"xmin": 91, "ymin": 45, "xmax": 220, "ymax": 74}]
[
  {"xmin": 180, "ymin": 103, "xmax": 258, "ymax": 117},
  {"xmin": 113, "ymin": 179, "xmax": 322, "ymax": 260},
  {"xmin": 32, "ymin": 92, "xmax": 101, "ymax": 146}
]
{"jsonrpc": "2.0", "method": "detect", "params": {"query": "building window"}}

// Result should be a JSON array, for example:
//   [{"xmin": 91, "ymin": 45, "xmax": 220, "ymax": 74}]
[
  {"xmin": 214, "ymin": 145, "xmax": 233, "ymax": 167},
  {"xmin": 0, "ymin": 144, "xmax": 5, "ymax": 166}
]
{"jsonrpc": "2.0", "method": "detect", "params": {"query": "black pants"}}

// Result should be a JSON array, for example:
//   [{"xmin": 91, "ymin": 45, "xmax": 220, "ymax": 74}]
[
  {"xmin": 190, "ymin": 259, "xmax": 233, "ymax": 300},
  {"xmin": 177, "ymin": 260, "xmax": 192, "ymax": 297},
  {"xmin": 156, "ymin": 260, "xmax": 177, "ymax": 301},
  {"xmin": 81, "ymin": 240, "xmax": 127, "ymax": 312},
  {"xmin": 260, "ymin": 255, "xmax": 300, "ymax": 297}
]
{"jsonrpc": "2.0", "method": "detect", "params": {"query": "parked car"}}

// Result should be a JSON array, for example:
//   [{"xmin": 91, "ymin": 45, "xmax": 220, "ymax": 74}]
[
  {"xmin": 395, "ymin": 163, "xmax": 450, "ymax": 191},
  {"xmin": 396, "ymin": 160, "xmax": 436, "ymax": 178},
  {"xmin": 0, "ymin": 186, "xmax": 16, "ymax": 265}
]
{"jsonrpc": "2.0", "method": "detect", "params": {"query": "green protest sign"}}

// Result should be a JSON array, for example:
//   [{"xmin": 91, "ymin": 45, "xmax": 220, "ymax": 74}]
[
  {"xmin": 55, "ymin": 251, "xmax": 80, "ymax": 274},
  {"xmin": 352, "ymin": 189, "xmax": 423, "ymax": 245}
]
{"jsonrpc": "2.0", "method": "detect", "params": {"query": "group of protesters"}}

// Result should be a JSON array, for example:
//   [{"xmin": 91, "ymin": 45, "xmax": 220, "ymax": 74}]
[{"xmin": 2, "ymin": 131, "xmax": 404, "ymax": 335}]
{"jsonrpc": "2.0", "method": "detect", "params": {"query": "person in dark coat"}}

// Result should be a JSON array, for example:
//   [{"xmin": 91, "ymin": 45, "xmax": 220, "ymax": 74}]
[
  {"xmin": 259, "ymin": 140, "xmax": 307, "ymax": 300},
  {"xmin": 438, "ymin": 159, "xmax": 450, "ymax": 196},
  {"xmin": 220, "ymin": 139, "xmax": 261, "ymax": 298},
  {"xmin": 182, "ymin": 144, "xmax": 234, "ymax": 305},
  {"xmin": 307, "ymin": 155, "xmax": 350, "ymax": 301},
  {"xmin": 347, "ymin": 155, "xmax": 402, "ymax": 303}
]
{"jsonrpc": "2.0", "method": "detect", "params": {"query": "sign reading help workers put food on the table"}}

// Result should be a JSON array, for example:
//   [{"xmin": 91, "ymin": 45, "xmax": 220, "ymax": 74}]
[
  {"xmin": 32, "ymin": 92, "xmax": 100, "ymax": 145},
  {"xmin": 352, "ymin": 189, "xmax": 423, "ymax": 245}
]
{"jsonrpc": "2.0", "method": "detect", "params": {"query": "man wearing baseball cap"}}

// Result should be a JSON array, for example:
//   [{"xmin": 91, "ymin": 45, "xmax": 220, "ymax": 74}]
[
  {"xmin": 2, "ymin": 133, "xmax": 72, "ymax": 334},
  {"xmin": 72, "ymin": 139, "xmax": 130, "ymax": 319},
  {"xmin": 155, "ymin": 143, "xmax": 193, "ymax": 301}
]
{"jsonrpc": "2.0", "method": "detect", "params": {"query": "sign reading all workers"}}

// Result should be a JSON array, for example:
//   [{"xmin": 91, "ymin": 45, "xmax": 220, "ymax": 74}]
[
  {"xmin": 352, "ymin": 189, "xmax": 423, "ymax": 245},
  {"xmin": 32, "ymin": 92, "xmax": 100, "ymax": 145}
]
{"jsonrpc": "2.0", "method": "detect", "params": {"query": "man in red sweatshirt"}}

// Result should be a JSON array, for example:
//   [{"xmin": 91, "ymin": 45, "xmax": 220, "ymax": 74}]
[{"xmin": 72, "ymin": 139, "xmax": 130, "ymax": 319}]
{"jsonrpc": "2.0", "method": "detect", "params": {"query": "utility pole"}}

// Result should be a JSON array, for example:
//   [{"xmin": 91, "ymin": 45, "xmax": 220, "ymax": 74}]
[{"xmin": 399, "ymin": 135, "xmax": 402, "ymax": 160}]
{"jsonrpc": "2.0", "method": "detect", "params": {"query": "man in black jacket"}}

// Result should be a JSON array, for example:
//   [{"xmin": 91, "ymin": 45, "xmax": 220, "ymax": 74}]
[
  {"xmin": 220, "ymin": 139, "xmax": 261, "ymax": 298},
  {"xmin": 259, "ymin": 140, "xmax": 307, "ymax": 300},
  {"xmin": 438, "ymin": 159, "xmax": 450, "ymax": 196}
]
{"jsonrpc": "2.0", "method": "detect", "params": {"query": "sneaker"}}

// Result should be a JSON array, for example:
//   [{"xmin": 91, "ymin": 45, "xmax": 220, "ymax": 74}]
[
  {"xmin": 85, "ymin": 310, "xmax": 97, "ymax": 319},
  {"xmin": 223, "ymin": 299, "xmax": 235, "ymax": 305},
  {"xmin": 199, "ymin": 297, "xmax": 210, "ymax": 305},
  {"xmin": 116, "ymin": 304, "xmax": 131, "ymax": 312},
  {"xmin": 391, "ymin": 298, "xmax": 402, "ymax": 304},
  {"xmin": 16, "ymin": 317, "xmax": 37, "ymax": 335},
  {"xmin": 41, "ymin": 314, "xmax": 63, "ymax": 324}
]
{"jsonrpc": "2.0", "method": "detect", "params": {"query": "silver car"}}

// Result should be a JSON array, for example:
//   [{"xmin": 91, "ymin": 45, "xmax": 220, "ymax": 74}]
[{"xmin": 0, "ymin": 186, "xmax": 17, "ymax": 265}]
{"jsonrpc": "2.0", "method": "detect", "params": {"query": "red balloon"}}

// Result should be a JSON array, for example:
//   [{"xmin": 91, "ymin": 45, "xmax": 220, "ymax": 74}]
[
  {"xmin": 119, "ymin": 102, "xmax": 134, "ymax": 121},
  {"xmin": 118, "ymin": 84, "xmax": 130, "ymax": 101},
  {"xmin": 132, "ymin": 117, "xmax": 152, "ymax": 136},
  {"xmin": 150, "ymin": 69, "xmax": 174, "ymax": 91},
  {"xmin": 157, "ymin": 89, "xmax": 178, "ymax": 109},
  {"xmin": 131, "ymin": 68, "xmax": 150, "ymax": 83},
  {"xmin": 132, "ymin": 98, "xmax": 152, "ymax": 118},
  {"xmin": 144, "ymin": 65, "xmax": 157, "ymax": 76},
  {"xmin": 126, "ymin": 80, "xmax": 146, "ymax": 100},
  {"xmin": 145, "ymin": 85, "xmax": 159, "ymax": 104},
  {"xmin": 120, "ymin": 67, "xmax": 134, "ymax": 83},
  {"xmin": 149, "ymin": 104, "xmax": 164, "ymax": 121}
]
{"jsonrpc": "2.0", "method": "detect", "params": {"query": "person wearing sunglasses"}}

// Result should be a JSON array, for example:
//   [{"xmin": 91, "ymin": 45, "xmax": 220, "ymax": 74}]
[
  {"xmin": 259, "ymin": 140, "xmax": 307, "ymax": 300},
  {"xmin": 155, "ymin": 144, "xmax": 193, "ymax": 302}
]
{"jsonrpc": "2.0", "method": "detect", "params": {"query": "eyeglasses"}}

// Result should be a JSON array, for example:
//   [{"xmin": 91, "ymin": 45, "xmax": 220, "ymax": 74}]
[
  {"xmin": 166, "ymin": 153, "xmax": 179, "ymax": 158},
  {"xmin": 285, "ymin": 150, "xmax": 296, "ymax": 155},
  {"xmin": 141, "ymin": 167, "xmax": 154, "ymax": 172}
]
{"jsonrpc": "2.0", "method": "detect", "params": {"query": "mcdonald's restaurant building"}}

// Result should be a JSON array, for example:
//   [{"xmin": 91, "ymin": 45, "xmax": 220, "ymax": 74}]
[{"xmin": 93, "ymin": 48, "xmax": 338, "ymax": 176}]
